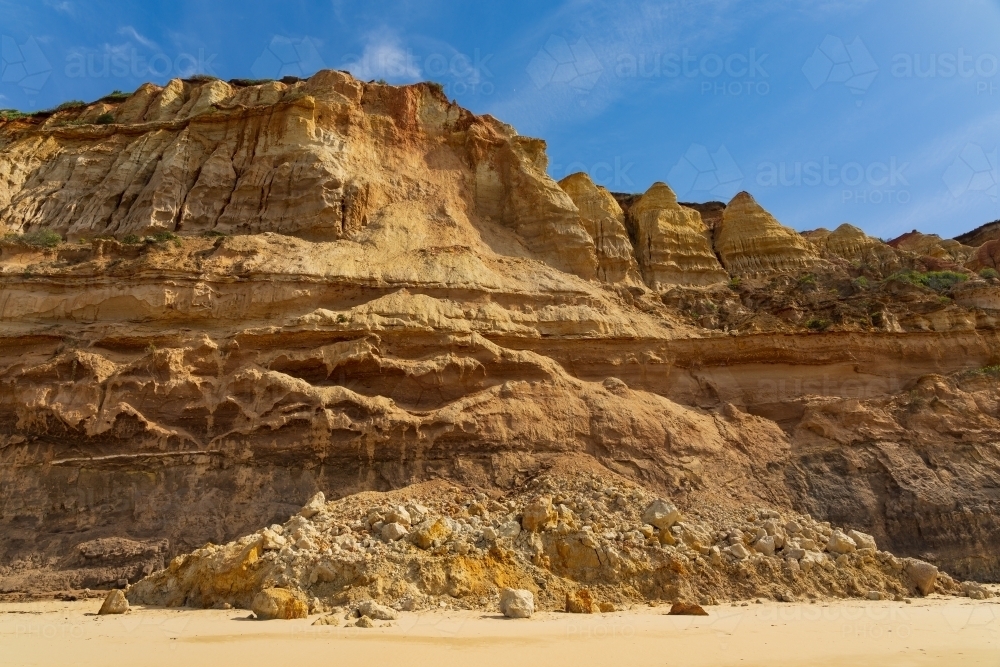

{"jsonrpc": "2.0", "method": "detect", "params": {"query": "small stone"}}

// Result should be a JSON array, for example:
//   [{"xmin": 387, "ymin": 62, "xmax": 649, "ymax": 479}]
[
  {"xmin": 98, "ymin": 589, "xmax": 129, "ymax": 615},
  {"xmin": 499, "ymin": 588, "xmax": 534, "ymax": 619},
  {"xmin": 708, "ymin": 546, "xmax": 723, "ymax": 566},
  {"xmin": 727, "ymin": 543, "xmax": 750, "ymax": 560},
  {"xmin": 299, "ymin": 492, "xmax": 326, "ymax": 519},
  {"xmin": 785, "ymin": 547, "xmax": 807, "ymax": 560},
  {"xmin": 847, "ymin": 529, "xmax": 877, "ymax": 551},
  {"xmin": 498, "ymin": 521, "xmax": 522, "ymax": 539},
  {"xmin": 410, "ymin": 518, "xmax": 453, "ymax": 549},
  {"xmin": 565, "ymin": 589, "xmax": 596, "ymax": 614},
  {"xmin": 261, "ymin": 528, "xmax": 287, "ymax": 551},
  {"xmin": 667, "ymin": 601, "xmax": 708, "ymax": 616},
  {"xmin": 355, "ymin": 615, "xmax": 375, "ymax": 628},
  {"xmin": 826, "ymin": 530, "xmax": 858, "ymax": 555},
  {"xmin": 752, "ymin": 535, "xmax": 776, "ymax": 557},
  {"xmin": 357, "ymin": 600, "xmax": 398, "ymax": 620},
  {"xmin": 384, "ymin": 506, "xmax": 411, "ymax": 527},
  {"xmin": 867, "ymin": 591, "xmax": 882, "ymax": 601},
  {"xmin": 251, "ymin": 588, "xmax": 308, "ymax": 620},
  {"xmin": 312, "ymin": 614, "xmax": 340, "ymax": 626},
  {"xmin": 642, "ymin": 499, "xmax": 681, "ymax": 530},
  {"xmin": 598, "ymin": 602, "xmax": 616, "ymax": 613},
  {"xmin": 381, "ymin": 522, "xmax": 408, "ymax": 542},
  {"xmin": 522, "ymin": 497, "xmax": 557, "ymax": 532}
]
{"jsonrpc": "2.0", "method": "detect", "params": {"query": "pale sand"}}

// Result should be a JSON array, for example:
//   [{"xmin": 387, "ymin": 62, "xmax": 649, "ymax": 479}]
[{"xmin": 2, "ymin": 597, "xmax": 998, "ymax": 666}]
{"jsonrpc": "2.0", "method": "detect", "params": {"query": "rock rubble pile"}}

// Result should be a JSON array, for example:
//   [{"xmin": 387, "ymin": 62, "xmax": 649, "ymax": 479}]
[{"xmin": 129, "ymin": 471, "xmax": 974, "ymax": 613}]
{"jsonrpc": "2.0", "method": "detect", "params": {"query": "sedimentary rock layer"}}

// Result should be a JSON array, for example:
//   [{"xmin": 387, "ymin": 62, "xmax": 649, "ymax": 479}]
[
  {"xmin": 1, "ymin": 72, "xmax": 1000, "ymax": 595},
  {"xmin": 625, "ymin": 182, "xmax": 728, "ymax": 287},
  {"xmin": 715, "ymin": 192, "xmax": 822, "ymax": 276}
]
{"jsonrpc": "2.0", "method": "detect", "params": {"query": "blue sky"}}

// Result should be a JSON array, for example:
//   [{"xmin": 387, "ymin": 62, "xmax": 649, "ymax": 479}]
[{"xmin": 1, "ymin": 0, "xmax": 999, "ymax": 240}]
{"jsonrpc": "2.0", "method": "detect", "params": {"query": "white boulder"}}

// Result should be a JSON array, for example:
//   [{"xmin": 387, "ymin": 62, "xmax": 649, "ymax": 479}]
[
  {"xmin": 642, "ymin": 499, "xmax": 681, "ymax": 530},
  {"xmin": 499, "ymin": 588, "xmax": 535, "ymax": 619}
]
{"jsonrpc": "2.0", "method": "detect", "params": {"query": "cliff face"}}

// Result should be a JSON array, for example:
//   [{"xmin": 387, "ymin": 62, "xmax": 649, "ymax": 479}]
[
  {"xmin": 715, "ymin": 192, "xmax": 823, "ymax": 276},
  {"xmin": 557, "ymin": 173, "xmax": 642, "ymax": 285},
  {"xmin": 2, "ymin": 72, "xmax": 1000, "ymax": 592},
  {"xmin": 625, "ymin": 182, "xmax": 728, "ymax": 288}
]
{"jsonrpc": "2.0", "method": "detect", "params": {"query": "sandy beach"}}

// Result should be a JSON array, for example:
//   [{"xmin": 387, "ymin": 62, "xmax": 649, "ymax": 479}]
[{"xmin": 2, "ymin": 597, "xmax": 997, "ymax": 667}]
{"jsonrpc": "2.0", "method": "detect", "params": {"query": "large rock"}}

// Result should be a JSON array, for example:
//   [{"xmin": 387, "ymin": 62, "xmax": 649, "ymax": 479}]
[
  {"xmin": 667, "ymin": 601, "xmax": 708, "ymax": 616},
  {"xmin": 381, "ymin": 522, "xmax": 408, "ymax": 541},
  {"xmin": 752, "ymin": 535, "xmax": 776, "ymax": 557},
  {"xmin": 312, "ymin": 614, "xmax": 340, "ymax": 626},
  {"xmin": 299, "ymin": 492, "xmax": 326, "ymax": 519},
  {"xmin": 905, "ymin": 559, "xmax": 939, "ymax": 596},
  {"xmin": 499, "ymin": 588, "xmax": 534, "ymax": 619},
  {"xmin": 642, "ymin": 499, "xmax": 681, "ymax": 530},
  {"xmin": 251, "ymin": 588, "xmax": 308, "ymax": 620},
  {"xmin": 357, "ymin": 600, "xmax": 398, "ymax": 620},
  {"xmin": 887, "ymin": 230, "xmax": 974, "ymax": 264},
  {"xmin": 98, "ymin": 589, "xmax": 129, "ymax": 615},
  {"xmin": 803, "ymin": 224, "xmax": 902, "ymax": 274}
]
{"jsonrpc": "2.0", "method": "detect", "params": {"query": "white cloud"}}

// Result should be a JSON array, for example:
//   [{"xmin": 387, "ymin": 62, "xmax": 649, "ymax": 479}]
[
  {"xmin": 343, "ymin": 31, "xmax": 421, "ymax": 83},
  {"xmin": 117, "ymin": 26, "xmax": 158, "ymax": 51},
  {"xmin": 43, "ymin": 0, "xmax": 73, "ymax": 14}
]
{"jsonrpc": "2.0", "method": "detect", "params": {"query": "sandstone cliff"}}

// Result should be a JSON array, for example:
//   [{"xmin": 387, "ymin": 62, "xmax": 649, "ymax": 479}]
[
  {"xmin": 625, "ymin": 182, "xmax": 728, "ymax": 288},
  {"xmin": 2, "ymin": 72, "xmax": 1000, "ymax": 598},
  {"xmin": 888, "ymin": 231, "xmax": 974, "ymax": 266},
  {"xmin": 558, "ymin": 173, "xmax": 642, "ymax": 285},
  {"xmin": 715, "ymin": 192, "xmax": 823, "ymax": 276},
  {"xmin": 803, "ymin": 224, "xmax": 904, "ymax": 275}
]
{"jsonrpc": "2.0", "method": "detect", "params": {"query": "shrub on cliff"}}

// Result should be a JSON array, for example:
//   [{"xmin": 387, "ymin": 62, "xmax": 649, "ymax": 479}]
[
  {"xmin": 5, "ymin": 229, "xmax": 62, "ymax": 248},
  {"xmin": 886, "ymin": 270, "xmax": 968, "ymax": 292}
]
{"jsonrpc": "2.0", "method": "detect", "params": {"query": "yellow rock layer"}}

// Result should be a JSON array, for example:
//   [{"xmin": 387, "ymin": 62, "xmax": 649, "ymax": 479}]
[
  {"xmin": 715, "ymin": 192, "xmax": 821, "ymax": 276},
  {"xmin": 558, "ymin": 172, "xmax": 642, "ymax": 285},
  {"xmin": 626, "ymin": 182, "xmax": 728, "ymax": 288},
  {"xmin": 804, "ymin": 223, "xmax": 902, "ymax": 273}
]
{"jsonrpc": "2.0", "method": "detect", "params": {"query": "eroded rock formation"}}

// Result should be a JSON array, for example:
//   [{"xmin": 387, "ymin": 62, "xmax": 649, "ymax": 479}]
[
  {"xmin": 715, "ymin": 192, "xmax": 823, "ymax": 276},
  {"xmin": 625, "ymin": 182, "xmax": 727, "ymax": 288},
  {"xmin": 2, "ymin": 72, "xmax": 1000, "ymax": 597}
]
